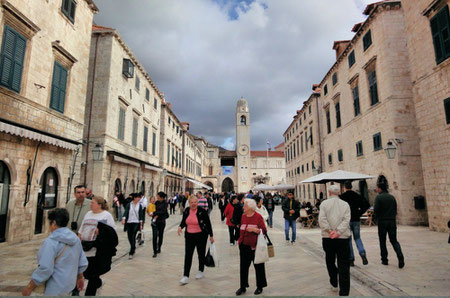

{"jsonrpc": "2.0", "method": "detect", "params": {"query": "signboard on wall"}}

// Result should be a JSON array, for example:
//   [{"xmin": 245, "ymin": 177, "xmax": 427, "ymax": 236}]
[{"xmin": 222, "ymin": 166, "xmax": 233, "ymax": 176}]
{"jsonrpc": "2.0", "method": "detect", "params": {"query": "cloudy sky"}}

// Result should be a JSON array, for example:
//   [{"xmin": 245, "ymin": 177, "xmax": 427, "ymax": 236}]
[{"xmin": 93, "ymin": 0, "xmax": 372, "ymax": 150}]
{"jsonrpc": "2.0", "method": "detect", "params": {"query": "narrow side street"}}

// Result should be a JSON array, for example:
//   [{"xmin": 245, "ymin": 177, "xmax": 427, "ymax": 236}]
[{"xmin": 1, "ymin": 207, "xmax": 448, "ymax": 296}]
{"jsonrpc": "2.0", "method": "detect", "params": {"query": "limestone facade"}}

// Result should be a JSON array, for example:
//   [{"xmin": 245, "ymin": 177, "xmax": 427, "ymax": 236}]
[
  {"xmin": 401, "ymin": 0, "xmax": 450, "ymax": 231},
  {"xmin": 0, "ymin": 0, "xmax": 97, "ymax": 244}
]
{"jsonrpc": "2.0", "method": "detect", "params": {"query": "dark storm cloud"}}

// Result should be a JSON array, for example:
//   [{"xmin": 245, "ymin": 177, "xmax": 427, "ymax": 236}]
[{"xmin": 93, "ymin": 0, "xmax": 370, "ymax": 149}]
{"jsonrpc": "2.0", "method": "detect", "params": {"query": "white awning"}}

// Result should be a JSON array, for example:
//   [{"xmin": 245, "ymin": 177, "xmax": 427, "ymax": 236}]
[
  {"xmin": 144, "ymin": 164, "xmax": 163, "ymax": 172},
  {"xmin": 111, "ymin": 155, "xmax": 140, "ymax": 167},
  {"xmin": 0, "ymin": 121, "xmax": 78, "ymax": 150},
  {"xmin": 187, "ymin": 178, "xmax": 212, "ymax": 190}
]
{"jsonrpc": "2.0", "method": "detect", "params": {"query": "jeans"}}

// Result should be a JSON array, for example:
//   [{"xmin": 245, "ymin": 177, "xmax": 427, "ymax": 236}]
[
  {"xmin": 349, "ymin": 221, "xmax": 366, "ymax": 260},
  {"xmin": 267, "ymin": 210, "xmax": 273, "ymax": 226},
  {"xmin": 183, "ymin": 232, "xmax": 208, "ymax": 277},
  {"xmin": 377, "ymin": 220, "xmax": 404, "ymax": 262},
  {"xmin": 126, "ymin": 223, "xmax": 140, "ymax": 255},
  {"xmin": 322, "ymin": 238, "xmax": 350, "ymax": 296},
  {"xmin": 152, "ymin": 221, "xmax": 166, "ymax": 254},
  {"xmin": 239, "ymin": 244, "xmax": 267, "ymax": 289},
  {"xmin": 284, "ymin": 218, "xmax": 296, "ymax": 242}
]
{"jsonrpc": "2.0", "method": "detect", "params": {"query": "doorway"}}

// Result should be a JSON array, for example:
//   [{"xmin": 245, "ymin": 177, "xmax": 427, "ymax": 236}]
[
  {"xmin": 0, "ymin": 161, "xmax": 11, "ymax": 242},
  {"xmin": 222, "ymin": 178, "xmax": 234, "ymax": 193},
  {"xmin": 35, "ymin": 167, "xmax": 58, "ymax": 234}
]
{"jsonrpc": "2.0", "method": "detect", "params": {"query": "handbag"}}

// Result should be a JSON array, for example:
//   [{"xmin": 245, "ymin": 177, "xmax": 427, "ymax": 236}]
[
  {"xmin": 254, "ymin": 231, "xmax": 269, "ymax": 264},
  {"xmin": 205, "ymin": 248, "xmax": 215, "ymax": 267},
  {"xmin": 265, "ymin": 233, "xmax": 275, "ymax": 258},
  {"xmin": 34, "ymin": 245, "xmax": 68, "ymax": 294}
]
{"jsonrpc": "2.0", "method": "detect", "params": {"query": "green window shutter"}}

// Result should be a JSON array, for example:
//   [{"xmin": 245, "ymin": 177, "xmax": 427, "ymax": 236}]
[
  {"xmin": 363, "ymin": 30, "xmax": 372, "ymax": 51},
  {"xmin": 132, "ymin": 118, "xmax": 138, "ymax": 147},
  {"xmin": 61, "ymin": 0, "xmax": 76, "ymax": 23},
  {"xmin": 0, "ymin": 25, "xmax": 26, "ymax": 93},
  {"xmin": 348, "ymin": 50, "xmax": 355, "ymax": 68},
  {"xmin": 143, "ymin": 126, "xmax": 148, "ymax": 152},
  {"xmin": 335, "ymin": 102, "xmax": 341, "ymax": 128},
  {"xmin": 353, "ymin": 86, "xmax": 360, "ymax": 116},
  {"xmin": 431, "ymin": 5, "xmax": 450, "ymax": 64},
  {"xmin": 50, "ymin": 62, "xmax": 68, "ymax": 113},
  {"xmin": 167, "ymin": 144, "xmax": 170, "ymax": 164},
  {"xmin": 369, "ymin": 70, "xmax": 379, "ymax": 105},
  {"xmin": 118, "ymin": 108, "xmax": 125, "ymax": 140},
  {"xmin": 152, "ymin": 132, "xmax": 156, "ymax": 155},
  {"xmin": 145, "ymin": 88, "xmax": 150, "ymax": 100}
]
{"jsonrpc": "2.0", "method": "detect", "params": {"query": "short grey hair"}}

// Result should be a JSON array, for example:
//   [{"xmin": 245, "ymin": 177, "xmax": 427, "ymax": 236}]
[
  {"xmin": 244, "ymin": 198, "xmax": 257, "ymax": 211},
  {"xmin": 328, "ymin": 185, "xmax": 340, "ymax": 195}
]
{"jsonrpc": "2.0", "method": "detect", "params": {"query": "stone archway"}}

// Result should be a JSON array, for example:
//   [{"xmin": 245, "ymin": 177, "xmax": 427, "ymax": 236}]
[
  {"xmin": 205, "ymin": 181, "xmax": 214, "ymax": 192},
  {"xmin": 221, "ymin": 178, "xmax": 234, "ymax": 193}
]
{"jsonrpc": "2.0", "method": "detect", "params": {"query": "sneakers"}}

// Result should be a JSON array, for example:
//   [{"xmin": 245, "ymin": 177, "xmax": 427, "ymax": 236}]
[
  {"xmin": 230, "ymin": 243, "xmax": 235, "ymax": 246},
  {"xmin": 361, "ymin": 255, "xmax": 368, "ymax": 265},
  {"xmin": 195, "ymin": 271, "xmax": 204, "ymax": 279},
  {"xmin": 179, "ymin": 276, "xmax": 189, "ymax": 285},
  {"xmin": 286, "ymin": 240, "xmax": 290, "ymax": 245},
  {"xmin": 291, "ymin": 241, "xmax": 296, "ymax": 246},
  {"xmin": 128, "ymin": 254, "xmax": 133, "ymax": 259},
  {"xmin": 331, "ymin": 285, "xmax": 338, "ymax": 292}
]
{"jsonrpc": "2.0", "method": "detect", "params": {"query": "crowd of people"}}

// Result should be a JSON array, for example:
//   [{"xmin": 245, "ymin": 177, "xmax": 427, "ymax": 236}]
[{"xmin": 23, "ymin": 180, "xmax": 405, "ymax": 296}]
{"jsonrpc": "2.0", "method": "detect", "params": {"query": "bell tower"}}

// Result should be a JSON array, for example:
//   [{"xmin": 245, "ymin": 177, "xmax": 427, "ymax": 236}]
[{"xmin": 236, "ymin": 98, "xmax": 251, "ymax": 193}]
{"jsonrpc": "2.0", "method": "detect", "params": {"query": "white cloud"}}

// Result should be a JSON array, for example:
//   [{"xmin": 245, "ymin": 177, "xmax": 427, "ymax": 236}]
[{"xmin": 93, "ymin": 0, "xmax": 369, "ymax": 149}]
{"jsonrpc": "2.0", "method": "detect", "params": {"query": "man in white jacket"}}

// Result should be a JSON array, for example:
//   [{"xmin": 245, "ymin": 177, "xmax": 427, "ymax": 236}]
[{"xmin": 319, "ymin": 185, "xmax": 351, "ymax": 296}]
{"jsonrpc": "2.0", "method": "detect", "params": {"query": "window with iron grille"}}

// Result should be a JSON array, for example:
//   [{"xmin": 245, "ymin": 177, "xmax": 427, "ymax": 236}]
[
  {"xmin": 363, "ymin": 30, "xmax": 372, "ymax": 51},
  {"xmin": 348, "ymin": 50, "xmax": 355, "ymax": 68},
  {"xmin": 430, "ymin": 5, "xmax": 450, "ymax": 64}
]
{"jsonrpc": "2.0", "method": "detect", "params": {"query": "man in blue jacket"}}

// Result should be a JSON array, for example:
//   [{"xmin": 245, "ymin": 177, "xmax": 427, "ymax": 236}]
[{"xmin": 22, "ymin": 208, "xmax": 88, "ymax": 296}]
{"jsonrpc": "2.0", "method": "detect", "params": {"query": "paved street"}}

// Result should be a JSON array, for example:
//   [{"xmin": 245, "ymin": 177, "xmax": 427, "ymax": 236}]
[{"xmin": 0, "ymin": 207, "xmax": 449, "ymax": 296}]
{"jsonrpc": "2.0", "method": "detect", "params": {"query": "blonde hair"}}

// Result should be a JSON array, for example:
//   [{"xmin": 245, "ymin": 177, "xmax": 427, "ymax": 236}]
[{"xmin": 93, "ymin": 196, "xmax": 109, "ymax": 210}]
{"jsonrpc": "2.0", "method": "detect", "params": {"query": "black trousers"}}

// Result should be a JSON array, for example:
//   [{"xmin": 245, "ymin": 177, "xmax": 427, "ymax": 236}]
[
  {"xmin": 228, "ymin": 226, "xmax": 239, "ymax": 244},
  {"xmin": 183, "ymin": 232, "xmax": 208, "ymax": 277},
  {"xmin": 239, "ymin": 244, "xmax": 267, "ymax": 289},
  {"xmin": 152, "ymin": 221, "xmax": 166, "ymax": 253},
  {"xmin": 170, "ymin": 204, "xmax": 176, "ymax": 214},
  {"xmin": 220, "ymin": 209, "xmax": 226, "ymax": 221},
  {"xmin": 84, "ymin": 257, "xmax": 101, "ymax": 296},
  {"xmin": 377, "ymin": 220, "xmax": 404, "ymax": 262},
  {"xmin": 322, "ymin": 238, "xmax": 350, "ymax": 296},
  {"xmin": 126, "ymin": 223, "xmax": 140, "ymax": 255}
]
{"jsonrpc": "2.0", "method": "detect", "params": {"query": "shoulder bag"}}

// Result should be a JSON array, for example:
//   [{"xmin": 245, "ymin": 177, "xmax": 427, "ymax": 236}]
[{"xmin": 34, "ymin": 245, "xmax": 68, "ymax": 294}]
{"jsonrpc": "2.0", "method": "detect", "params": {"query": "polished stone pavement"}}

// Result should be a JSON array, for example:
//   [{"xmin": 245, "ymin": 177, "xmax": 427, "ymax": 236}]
[{"xmin": 0, "ymin": 206, "xmax": 449, "ymax": 296}]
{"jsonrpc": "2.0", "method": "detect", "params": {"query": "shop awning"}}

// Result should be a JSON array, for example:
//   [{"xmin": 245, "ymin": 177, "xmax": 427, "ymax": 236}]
[
  {"xmin": 111, "ymin": 155, "xmax": 140, "ymax": 167},
  {"xmin": 144, "ymin": 164, "xmax": 163, "ymax": 172},
  {"xmin": 0, "ymin": 120, "xmax": 79, "ymax": 150},
  {"xmin": 187, "ymin": 178, "xmax": 212, "ymax": 190}
]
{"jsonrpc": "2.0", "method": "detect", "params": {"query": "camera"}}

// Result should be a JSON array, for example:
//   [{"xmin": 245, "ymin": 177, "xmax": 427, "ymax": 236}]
[{"xmin": 71, "ymin": 221, "xmax": 78, "ymax": 231}]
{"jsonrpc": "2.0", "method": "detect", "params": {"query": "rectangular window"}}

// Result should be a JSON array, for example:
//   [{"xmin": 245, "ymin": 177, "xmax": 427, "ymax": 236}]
[
  {"xmin": 353, "ymin": 86, "xmax": 360, "ymax": 116},
  {"xmin": 306, "ymin": 163, "xmax": 309, "ymax": 171},
  {"xmin": 324, "ymin": 84, "xmax": 328, "ymax": 95},
  {"xmin": 368, "ymin": 70, "xmax": 379, "ymax": 106},
  {"xmin": 143, "ymin": 126, "xmax": 148, "ymax": 152},
  {"xmin": 0, "ymin": 25, "xmax": 27, "ymax": 93},
  {"xmin": 293, "ymin": 143, "xmax": 296, "ymax": 158},
  {"xmin": 308, "ymin": 105, "xmax": 312, "ymax": 114},
  {"xmin": 304, "ymin": 112, "xmax": 306, "ymax": 120},
  {"xmin": 373, "ymin": 132, "xmax": 382, "ymax": 151},
  {"xmin": 332, "ymin": 72, "xmax": 338, "ymax": 85},
  {"xmin": 312, "ymin": 160, "xmax": 315, "ymax": 169},
  {"xmin": 309, "ymin": 126, "xmax": 313, "ymax": 146},
  {"xmin": 152, "ymin": 132, "xmax": 156, "ymax": 155},
  {"xmin": 118, "ymin": 108, "xmax": 125, "ymax": 141},
  {"xmin": 61, "ymin": 0, "xmax": 76, "ymax": 23},
  {"xmin": 153, "ymin": 98, "xmax": 158, "ymax": 109},
  {"xmin": 430, "ymin": 5, "xmax": 450, "ymax": 64},
  {"xmin": 179, "ymin": 152, "xmax": 182, "ymax": 168},
  {"xmin": 326, "ymin": 110, "xmax": 331, "ymax": 134},
  {"xmin": 335, "ymin": 102, "xmax": 341, "ymax": 128},
  {"xmin": 444, "ymin": 98, "xmax": 450, "ymax": 124},
  {"xmin": 338, "ymin": 149, "xmax": 343, "ymax": 162},
  {"xmin": 300, "ymin": 135, "xmax": 304, "ymax": 153},
  {"xmin": 302, "ymin": 165, "xmax": 304, "ymax": 173},
  {"xmin": 168, "ymin": 117, "xmax": 171, "ymax": 124},
  {"xmin": 176, "ymin": 126, "xmax": 179, "ymax": 134},
  {"xmin": 296, "ymin": 139, "xmax": 299, "ymax": 156},
  {"xmin": 49, "ymin": 62, "xmax": 68, "ymax": 113},
  {"xmin": 122, "ymin": 59, "xmax": 134, "ymax": 78},
  {"xmin": 145, "ymin": 88, "xmax": 150, "ymax": 101},
  {"xmin": 328, "ymin": 153, "xmax": 333, "ymax": 165},
  {"xmin": 167, "ymin": 144, "xmax": 170, "ymax": 164},
  {"xmin": 356, "ymin": 141, "xmax": 363, "ymax": 156},
  {"xmin": 363, "ymin": 30, "xmax": 372, "ymax": 51},
  {"xmin": 135, "ymin": 76, "xmax": 140, "ymax": 91},
  {"xmin": 305, "ymin": 131, "xmax": 308, "ymax": 151},
  {"xmin": 348, "ymin": 50, "xmax": 355, "ymax": 68},
  {"xmin": 132, "ymin": 118, "xmax": 138, "ymax": 147}
]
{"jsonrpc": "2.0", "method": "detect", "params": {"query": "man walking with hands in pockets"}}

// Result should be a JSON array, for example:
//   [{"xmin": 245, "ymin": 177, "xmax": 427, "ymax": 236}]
[{"xmin": 319, "ymin": 185, "xmax": 351, "ymax": 296}]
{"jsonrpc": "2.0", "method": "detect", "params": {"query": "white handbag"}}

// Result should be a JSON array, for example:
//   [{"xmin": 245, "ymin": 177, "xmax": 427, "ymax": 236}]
[{"xmin": 254, "ymin": 231, "xmax": 269, "ymax": 264}]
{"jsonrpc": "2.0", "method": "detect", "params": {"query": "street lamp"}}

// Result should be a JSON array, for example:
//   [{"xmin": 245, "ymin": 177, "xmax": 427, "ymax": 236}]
[
  {"xmin": 92, "ymin": 144, "xmax": 104, "ymax": 161},
  {"xmin": 384, "ymin": 138, "xmax": 403, "ymax": 160}
]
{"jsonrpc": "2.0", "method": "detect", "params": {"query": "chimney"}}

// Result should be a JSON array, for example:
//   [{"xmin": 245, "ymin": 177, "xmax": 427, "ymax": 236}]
[
  {"xmin": 167, "ymin": 102, "xmax": 172, "ymax": 109},
  {"xmin": 333, "ymin": 40, "xmax": 351, "ymax": 59},
  {"xmin": 181, "ymin": 122, "xmax": 190, "ymax": 131}
]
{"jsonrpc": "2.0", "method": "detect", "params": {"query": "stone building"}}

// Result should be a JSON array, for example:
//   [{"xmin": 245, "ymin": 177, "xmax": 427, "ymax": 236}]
[
  {"xmin": 401, "ymin": 0, "xmax": 449, "ymax": 231},
  {"xmin": 284, "ymin": 90, "xmax": 325, "ymax": 202},
  {"xmin": 0, "ymin": 0, "xmax": 97, "ymax": 243},
  {"xmin": 83, "ymin": 24, "xmax": 164, "ymax": 204}
]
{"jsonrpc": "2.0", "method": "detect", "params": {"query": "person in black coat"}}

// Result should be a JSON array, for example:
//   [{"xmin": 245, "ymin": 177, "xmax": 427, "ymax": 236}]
[
  {"xmin": 177, "ymin": 196, "xmax": 215, "ymax": 284},
  {"xmin": 122, "ymin": 193, "xmax": 145, "ymax": 259},
  {"xmin": 152, "ymin": 192, "xmax": 168, "ymax": 258},
  {"xmin": 218, "ymin": 194, "xmax": 228, "ymax": 222}
]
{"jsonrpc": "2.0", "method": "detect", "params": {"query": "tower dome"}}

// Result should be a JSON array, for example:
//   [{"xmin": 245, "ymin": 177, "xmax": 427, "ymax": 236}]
[{"xmin": 237, "ymin": 97, "xmax": 248, "ymax": 108}]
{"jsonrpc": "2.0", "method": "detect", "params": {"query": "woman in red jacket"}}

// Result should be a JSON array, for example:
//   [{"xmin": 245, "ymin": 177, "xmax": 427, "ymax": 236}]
[
  {"xmin": 236, "ymin": 198, "xmax": 267, "ymax": 296},
  {"xmin": 224, "ymin": 196, "xmax": 239, "ymax": 246}
]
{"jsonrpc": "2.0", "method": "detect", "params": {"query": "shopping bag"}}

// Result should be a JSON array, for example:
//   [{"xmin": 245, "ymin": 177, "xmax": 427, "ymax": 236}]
[
  {"xmin": 136, "ymin": 231, "xmax": 143, "ymax": 245},
  {"xmin": 265, "ymin": 233, "xmax": 275, "ymax": 258},
  {"xmin": 205, "ymin": 248, "xmax": 215, "ymax": 267},
  {"xmin": 209, "ymin": 242, "xmax": 219, "ymax": 267},
  {"xmin": 254, "ymin": 231, "xmax": 269, "ymax": 264}
]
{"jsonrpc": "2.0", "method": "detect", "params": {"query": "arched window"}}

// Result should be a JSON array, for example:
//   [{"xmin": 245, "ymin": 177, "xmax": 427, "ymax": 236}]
[
  {"xmin": 240, "ymin": 115, "xmax": 247, "ymax": 125},
  {"xmin": 114, "ymin": 178, "xmax": 122, "ymax": 194},
  {"xmin": 140, "ymin": 181, "xmax": 146, "ymax": 196},
  {"xmin": 35, "ymin": 167, "xmax": 58, "ymax": 234}
]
